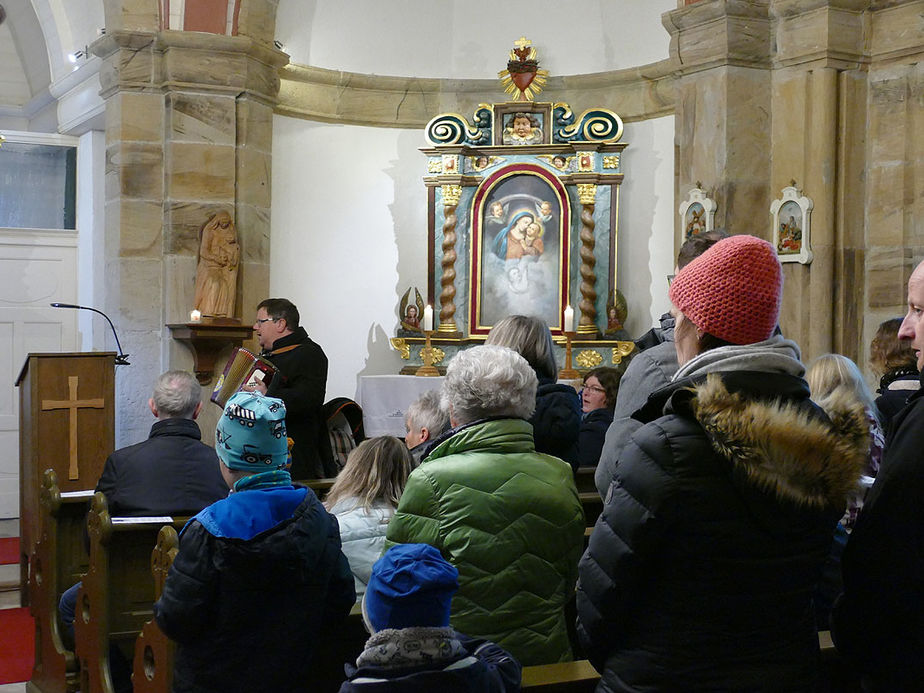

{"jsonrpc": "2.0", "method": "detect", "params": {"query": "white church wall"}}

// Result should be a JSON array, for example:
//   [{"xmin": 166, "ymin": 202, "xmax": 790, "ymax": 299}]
[
  {"xmin": 271, "ymin": 113, "xmax": 676, "ymax": 402},
  {"xmin": 277, "ymin": 0, "xmax": 676, "ymax": 79},
  {"xmin": 618, "ymin": 115, "xmax": 677, "ymax": 331},
  {"xmin": 271, "ymin": 118, "xmax": 427, "ymax": 401}
]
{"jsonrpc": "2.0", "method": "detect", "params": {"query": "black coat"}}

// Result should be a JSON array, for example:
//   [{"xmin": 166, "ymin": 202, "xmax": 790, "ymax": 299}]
[
  {"xmin": 154, "ymin": 487, "xmax": 355, "ymax": 693},
  {"xmin": 832, "ymin": 378, "xmax": 924, "ymax": 691},
  {"xmin": 578, "ymin": 372, "xmax": 867, "ymax": 692},
  {"xmin": 95, "ymin": 418, "xmax": 228, "ymax": 516},
  {"xmin": 531, "ymin": 378, "xmax": 581, "ymax": 471},
  {"xmin": 264, "ymin": 327, "xmax": 335, "ymax": 479},
  {"xmin": 577, "ymin": 407, "xmax": 613, "ymax": 468}
]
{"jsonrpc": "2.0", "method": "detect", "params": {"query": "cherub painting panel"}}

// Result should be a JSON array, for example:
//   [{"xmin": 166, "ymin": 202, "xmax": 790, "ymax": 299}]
[{"xmin": 502, "ymin": 112, "xmax": 545, "ymax": 145}]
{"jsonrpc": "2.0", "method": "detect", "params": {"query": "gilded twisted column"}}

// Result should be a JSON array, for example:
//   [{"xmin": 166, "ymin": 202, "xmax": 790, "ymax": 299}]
[
  {"xmin": 438, "ymin": 185, "xmax": 462, "ymax": 333},
  {"xmin": 577, "ymin": 184, "xmax": 598, "ymax": 334}
]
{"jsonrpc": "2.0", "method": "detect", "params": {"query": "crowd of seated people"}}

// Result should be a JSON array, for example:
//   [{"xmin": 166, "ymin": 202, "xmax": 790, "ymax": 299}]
[{"xmin": 85, "ymin": 238, "xmax": 924, "ymax": 693}]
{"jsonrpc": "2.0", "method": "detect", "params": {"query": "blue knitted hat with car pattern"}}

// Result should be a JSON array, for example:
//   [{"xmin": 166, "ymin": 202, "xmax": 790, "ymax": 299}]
[{"xmin": 215, "ymin": 391, "xmax": 288, "ymax": 471}]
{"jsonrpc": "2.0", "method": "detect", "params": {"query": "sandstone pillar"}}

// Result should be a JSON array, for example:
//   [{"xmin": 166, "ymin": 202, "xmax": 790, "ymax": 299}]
[{"xmin": 92, "ymin": 30, "xmax": 287, "ymax": 443}]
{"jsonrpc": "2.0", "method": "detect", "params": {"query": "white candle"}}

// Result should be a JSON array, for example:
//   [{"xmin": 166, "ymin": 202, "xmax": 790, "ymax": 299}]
[
  {"xmin": 563, "ymin": 305, "xmax": 574, "ymax": 332},
  {"xmin": 423, "ymin": 305, "xmax": 434, "ymax": 332},
  {"xmin": 190, "ymin": 309, "xmax": 202, "ymax": 323}
]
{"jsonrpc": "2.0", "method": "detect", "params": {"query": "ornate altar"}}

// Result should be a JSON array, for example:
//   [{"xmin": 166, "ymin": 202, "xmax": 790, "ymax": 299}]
[{"xmin": 392, "ymin": 38, "xmax": 634, "ymax": 375}]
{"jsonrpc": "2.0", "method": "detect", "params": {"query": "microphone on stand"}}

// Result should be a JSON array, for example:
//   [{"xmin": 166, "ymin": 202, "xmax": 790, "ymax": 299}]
[{"xmin": 50, "ymin": 303, "xmax": 130, "ymax": 365}]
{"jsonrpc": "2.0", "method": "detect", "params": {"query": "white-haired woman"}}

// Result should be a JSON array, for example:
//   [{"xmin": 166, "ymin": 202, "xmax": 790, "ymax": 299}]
[
  {"xmin": 577, "ymin": 235, "xmax": 868, "ymax": 692},
  {"xmin": 386, "ymin": 345, "xmax": 585, "ymax": 666},
  {"xmin": 486, "ymin": 315, "xmax": 581, "ymax": 470}
]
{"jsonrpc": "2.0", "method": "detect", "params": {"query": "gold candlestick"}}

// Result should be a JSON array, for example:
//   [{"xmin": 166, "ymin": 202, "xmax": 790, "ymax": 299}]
[
  {"xmin": 558, "ymin": 331, "xmax": 580, "ymax": 380},
  {"xmin": 415, "ymin": 331, "xmax": 441, "ymax": 376}
]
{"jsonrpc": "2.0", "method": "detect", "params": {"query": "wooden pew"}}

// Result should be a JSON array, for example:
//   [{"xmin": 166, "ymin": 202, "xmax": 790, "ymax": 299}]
[
  {"xmin": 73, "ymin": 492, "xmax": 185, "ymax": 693},
  {"xmin": 521, "ymin": 660, "xmax": 600, "ymax": 692},
  {"xmin": 574, "ymin": 466, "xmax": 597, "ymax": 495},
  {"xmin": 28, "ymin": 469, "xmax": 93, "ymax": 693},
  {"xmin": 296, "ymin": 476, "xmax": 336, "ymax": 501},
  {"xmin": 518, "ymin": 633, "xmax": 856, "ymax": 693},
  {"xmin": 131, "ymin": 526, "xmax": 178, "ymax": 693},
  {"xmin": 579, "ymin": 491, "xmax": 603, "ymax": 528}
]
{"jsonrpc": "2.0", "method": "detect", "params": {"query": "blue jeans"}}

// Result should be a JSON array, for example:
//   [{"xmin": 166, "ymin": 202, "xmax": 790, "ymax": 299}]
[{"xmin": 58, "ymin": 581, "xmax": 81, "ymax": 650}]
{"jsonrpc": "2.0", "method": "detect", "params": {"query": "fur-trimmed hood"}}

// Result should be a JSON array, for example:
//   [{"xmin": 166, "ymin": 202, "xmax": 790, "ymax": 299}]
[{"xmin": 690, "ymin": 373, "xmax": 869, "ymax": 510}]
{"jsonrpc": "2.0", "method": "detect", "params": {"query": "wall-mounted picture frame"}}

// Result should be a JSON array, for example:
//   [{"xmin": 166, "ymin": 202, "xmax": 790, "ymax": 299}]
[
  {"xmin": 678, "ymin": 187, "xmax": 717, "ymax": 246},
  {"xmin": 469, "ymin": 163, "xmax": 571, "ymax": 335},
  {"xmin": 771, "ymin": 185, "xmax": 813, "ymax": 264}
]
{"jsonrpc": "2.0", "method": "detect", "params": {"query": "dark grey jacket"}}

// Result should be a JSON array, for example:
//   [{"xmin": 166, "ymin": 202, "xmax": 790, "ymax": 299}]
[{"xmin": 595, "ymin": 327, "xmax": 677, "ymax": 497}]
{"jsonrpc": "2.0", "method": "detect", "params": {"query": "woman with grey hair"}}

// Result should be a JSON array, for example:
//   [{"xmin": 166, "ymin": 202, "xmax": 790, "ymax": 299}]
[
  {"xmin": 485, "ymin": 315, "xmax": 581, "ymax": 470},
  {"xmin": 386, "ymin": 345, "xmax": 585, "ymax": 666}
]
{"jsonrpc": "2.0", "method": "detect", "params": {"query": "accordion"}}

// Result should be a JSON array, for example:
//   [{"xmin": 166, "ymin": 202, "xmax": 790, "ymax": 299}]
[{"xmin": 210, "ymin": 347, "xmax": 279, "ymax": 407}]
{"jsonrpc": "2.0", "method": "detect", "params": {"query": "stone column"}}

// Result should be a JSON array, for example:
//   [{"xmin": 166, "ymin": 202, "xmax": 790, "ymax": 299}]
[
  {"xmin": 92, "ymin": 30, "xmax": 287, "ymax": 444},
  {"xmin": 664, "ymin": 0, "xmax": 874, "ymax": 364},
  {"xmin": 665, "ymin": 1, "xmax": 773, "ymax": 246}
]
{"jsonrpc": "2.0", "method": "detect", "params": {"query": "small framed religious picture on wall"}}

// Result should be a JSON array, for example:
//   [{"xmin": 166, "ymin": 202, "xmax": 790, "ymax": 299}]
[
  {"xmin": 771, "ymin": 184, "xmax": 813, "ymax": 264},
  {"xmin": 678, "ymin": 186, "xmax": 717, "ymax": 246}
]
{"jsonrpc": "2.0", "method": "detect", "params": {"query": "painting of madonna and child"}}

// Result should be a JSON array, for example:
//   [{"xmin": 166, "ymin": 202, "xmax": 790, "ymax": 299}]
[{"xmin": 475, "ymin": 172, "xmax": 567, "ymax": 331}]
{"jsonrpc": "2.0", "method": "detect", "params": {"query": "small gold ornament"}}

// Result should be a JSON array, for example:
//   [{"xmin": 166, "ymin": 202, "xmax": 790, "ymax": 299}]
[
  {"xmin": 603, "ymin": 155, "xmax": 620, "ymax": 169},
  {"xmin": 577, "ymin": 184, "xmax": 597, "ymax": 205},
  {"xmin": 611, "ymin": 342, "xmax": 635, "ymax": 365},
  {"xmin": 421, "ymin": 346, "xmax": 445, "ymax": 366},
  {"xmin": 390, "ymin": 338, "xmax": 410, "ymax": 360},
  {"xmin": 576, "ymin": 350, "xmax": 603, "ymax": 369},
  {"xmin": 442, "ymin": 185, "xmax": 463, "ymax": 206}
]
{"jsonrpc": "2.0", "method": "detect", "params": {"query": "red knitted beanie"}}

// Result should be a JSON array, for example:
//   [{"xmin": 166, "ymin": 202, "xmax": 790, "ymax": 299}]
[{"xmin": 668, "ymin": 234, "xmax": 782, "ymax": 345}]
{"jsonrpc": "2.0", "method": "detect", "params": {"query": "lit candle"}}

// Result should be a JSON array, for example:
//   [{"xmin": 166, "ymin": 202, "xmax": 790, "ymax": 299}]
[
  {"xmin": 423, "ymin": 305, "xmax": 434, "ymax": 332},
  {"xmin": 190, "ymin": 309, "xmax": 202, "ymax": 323},
  {"xmin": 563, "ymin": 305, "xmax": 574, "ymax": 333}
]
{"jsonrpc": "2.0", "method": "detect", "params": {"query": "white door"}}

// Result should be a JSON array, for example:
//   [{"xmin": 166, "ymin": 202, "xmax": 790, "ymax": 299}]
[{"xmin": 0, "ymin": 231, "xmax": 78, "ymax": 517}]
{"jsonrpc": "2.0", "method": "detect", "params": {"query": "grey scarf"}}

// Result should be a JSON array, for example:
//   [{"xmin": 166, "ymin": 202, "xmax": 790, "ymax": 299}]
[
  {"xmin": 673, "ymin": 334, "xmax": 804, "ymax": 381},
  {"xmin": 356, "ymin": 627, "xmax": 465, "ymax": 669}
]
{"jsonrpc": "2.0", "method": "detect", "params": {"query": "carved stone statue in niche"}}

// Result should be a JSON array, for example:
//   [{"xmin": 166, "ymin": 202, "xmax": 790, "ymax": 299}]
[{"xmin": 194, "ymin": 211, "xmax": 240, "ymax": 318}]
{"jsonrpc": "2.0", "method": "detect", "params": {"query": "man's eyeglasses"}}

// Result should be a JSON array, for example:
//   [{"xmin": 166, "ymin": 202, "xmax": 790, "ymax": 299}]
[
  {"xmin": 582, "ymin": 385, "xmax": 607, "ymax": 395},
  {"xmin": 254, "ymin": 318, "xmax": 277, "ymax": 325}
]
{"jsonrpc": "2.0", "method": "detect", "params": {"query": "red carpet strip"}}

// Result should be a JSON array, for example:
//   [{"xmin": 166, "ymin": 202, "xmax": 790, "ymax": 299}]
[
  {"xmin": 0, "ymin": 606, "xmax": 34, "ymax": 684},
  {"xmin": 0, "ymin": 537, "xmax": 18, "ymax": 565}
]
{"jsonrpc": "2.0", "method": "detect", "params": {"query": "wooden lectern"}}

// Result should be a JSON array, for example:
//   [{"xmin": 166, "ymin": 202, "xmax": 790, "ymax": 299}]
[{"xmin": 15, "ymin": 353, "xmax": 115, "ymax": 604}]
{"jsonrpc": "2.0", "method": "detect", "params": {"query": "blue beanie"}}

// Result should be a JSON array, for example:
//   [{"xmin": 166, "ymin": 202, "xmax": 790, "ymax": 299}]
[
  {"xmin": 363, "ymin": 544, "xmax": 459, "ymax": 632},
  {"xmin": 215, "ymin": 391, "xmax": 288, "ymax": 471}
]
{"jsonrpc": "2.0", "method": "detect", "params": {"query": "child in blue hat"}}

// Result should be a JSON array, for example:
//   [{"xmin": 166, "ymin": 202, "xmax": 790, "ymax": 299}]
[
  {"xmin": 155, "ymin": 391, "xmax": 355, "ymax": 693},
  {"xmin": 340, "ymin": 543, "xmax": 521, "ymax": 692}
]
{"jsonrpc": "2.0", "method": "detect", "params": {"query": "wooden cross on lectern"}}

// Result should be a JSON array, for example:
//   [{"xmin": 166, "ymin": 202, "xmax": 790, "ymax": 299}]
[{"xmin": 41, "ymin": 375, "xmax": 105, "ymax": 480}]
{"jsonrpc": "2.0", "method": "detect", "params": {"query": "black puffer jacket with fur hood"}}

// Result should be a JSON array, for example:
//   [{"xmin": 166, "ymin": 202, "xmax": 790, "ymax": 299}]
[{"xmin": 577, "ymin": 360, "xmax": 868, "ymax": 693}]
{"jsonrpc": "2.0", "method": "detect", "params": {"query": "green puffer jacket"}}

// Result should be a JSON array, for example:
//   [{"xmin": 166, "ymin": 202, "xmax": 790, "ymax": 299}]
[{"xmin": 385, "ymin": 418, "xmax": 585, "ymax": 666}]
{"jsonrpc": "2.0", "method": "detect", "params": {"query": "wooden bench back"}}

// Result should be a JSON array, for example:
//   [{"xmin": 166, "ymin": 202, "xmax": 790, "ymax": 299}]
[
  {"xmin": 73, "ymin": 492, "xmax": 184, "ymax": 693},
  {"xmin": 131, "ymin": 525, "xmax": 179, "ymax": 693},
  {"xmin": 29, "ymin": 468, "xmax": 91, "ymax": 693}
]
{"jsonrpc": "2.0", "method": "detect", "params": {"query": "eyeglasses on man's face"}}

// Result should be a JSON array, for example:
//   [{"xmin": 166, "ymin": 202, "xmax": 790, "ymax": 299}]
[
  {"xmin": 582, "ymin": 384, "xmax": 606, "ymax": 395},
  {"xmin": 254, "ymin": 317, "xmax": 277, "ymax": 325}
]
